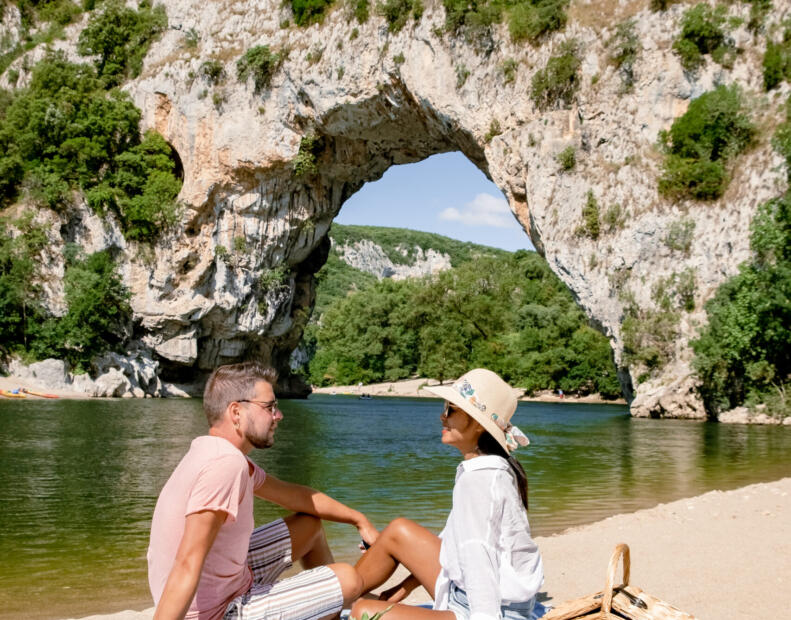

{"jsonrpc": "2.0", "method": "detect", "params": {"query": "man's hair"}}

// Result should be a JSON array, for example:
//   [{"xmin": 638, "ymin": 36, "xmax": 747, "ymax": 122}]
[{"xmin": 203, "ymin": 362, "xmax": 278, "ymax": 427}]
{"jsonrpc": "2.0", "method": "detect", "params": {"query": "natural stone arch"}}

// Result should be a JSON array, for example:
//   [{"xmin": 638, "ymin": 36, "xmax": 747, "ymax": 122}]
[{"xmin": 122, "ymin": 0, "xmax": 785, "ymax": 411}]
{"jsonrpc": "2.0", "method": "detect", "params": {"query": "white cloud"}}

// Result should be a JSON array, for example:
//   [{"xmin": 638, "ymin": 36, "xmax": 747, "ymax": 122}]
[{"xmin": 438, "ymin": 193, "xmax": 517, "ymax": 229}]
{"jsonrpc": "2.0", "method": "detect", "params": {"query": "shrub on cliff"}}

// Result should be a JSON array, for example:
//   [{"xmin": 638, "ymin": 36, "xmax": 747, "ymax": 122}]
[
  {"xmin": 237, "ymin": 45, "xmax": 286, "ymax": 94},
  {"xmin": 77, "ymin": 0, "xmax": 167, "ymax": 86},
  {"xmin": 530, "ymin": 39, "xmax": 581, "ymax": 111},
  {"xmin": 763, "ymin": 24, "xmax": 791, "ymax": 91},
  {"xmin": 692, "ymin": 194, "xmax": 791, "ymax": 417},
  {"xmin": 0, "ymin": 53, "xmax": 182, "ymax": 240},
  {"xmin": 443, "ymin": 0, "xmax": 568, "ymax": 46},
  {"xmin": 671, "ymin": 3, "xmax": 734, "ymax": 73},
  {"xmin": 657, "ymin": 84, "xmax": 754, "ymax": 201},
  {"xmin": 608, "ymin": 19, "xmax": 640, "ymax": 91},
  {"xmin": 29, "ymin": 246, "xmax": 132, "ymax": 371},
  {"xmin": 378, "ymin": 0, "xmax": 423, "ymax": 33},
  {"xmin": 291, "ymin": 0, "xmax": 334, "ymax": 26}
]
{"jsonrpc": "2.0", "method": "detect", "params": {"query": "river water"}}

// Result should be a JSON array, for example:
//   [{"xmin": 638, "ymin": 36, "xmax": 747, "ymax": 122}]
[{"xmin": 1, "ymin": 395, "xmax": 790, "ymax": 619}]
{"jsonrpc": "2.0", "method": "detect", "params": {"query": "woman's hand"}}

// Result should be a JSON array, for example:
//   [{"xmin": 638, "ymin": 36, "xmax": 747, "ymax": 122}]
[{"xmin": 377, "ymin": 575, "xmax": 419, "ymax": 603}]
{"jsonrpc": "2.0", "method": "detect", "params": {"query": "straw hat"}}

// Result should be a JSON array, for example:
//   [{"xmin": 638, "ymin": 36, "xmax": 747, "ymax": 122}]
[{"xmin": 423, "ymin": 369, "xmax": 529, "ymax": 454}]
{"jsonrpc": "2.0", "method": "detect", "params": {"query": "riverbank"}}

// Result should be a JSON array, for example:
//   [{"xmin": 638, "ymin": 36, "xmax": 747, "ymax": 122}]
[
  {"xmin": 311, "ymin": 378, "xmax": 627, "ymax": 405},
  {"xmin": 69, "ymin": 477, "xmax": 791, "ymax": 620}
]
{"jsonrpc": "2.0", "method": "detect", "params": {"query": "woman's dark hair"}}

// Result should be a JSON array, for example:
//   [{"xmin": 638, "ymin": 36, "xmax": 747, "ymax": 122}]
[{"xmin": 478, "ymin": 431, "xmax": 529, "ymax": 511}]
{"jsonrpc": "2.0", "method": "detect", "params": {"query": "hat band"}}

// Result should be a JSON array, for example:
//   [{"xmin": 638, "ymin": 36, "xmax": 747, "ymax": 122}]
[{"xmin": 453, "ymin": 378, "xmax": 530, "ymax": 452}]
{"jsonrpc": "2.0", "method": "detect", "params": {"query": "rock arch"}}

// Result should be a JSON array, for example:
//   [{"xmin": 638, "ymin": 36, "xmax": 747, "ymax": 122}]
[{"xmin": 122, "ymin": 0, "xmax": 785, "ymax": 411}]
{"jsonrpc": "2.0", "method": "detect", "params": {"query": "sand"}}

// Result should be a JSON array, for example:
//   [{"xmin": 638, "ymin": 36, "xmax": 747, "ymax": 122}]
[
  {"xmin": 312, "ymin": 378, "xmax": 626, "ymax": 405},
  {"xmin": 0, "ymin": 375, "xmax": 91, "ymax": 399},
  {"xmin": 67, "ymin": 477, "xmax": 791, "ymax": 620}
]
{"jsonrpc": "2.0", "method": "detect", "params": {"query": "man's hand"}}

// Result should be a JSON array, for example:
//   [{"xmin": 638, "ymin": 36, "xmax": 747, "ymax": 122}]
[
  {"xmin": 357, "ymin": 516, "xmax": 379, "ymax": 550},
  {"xmin": 153, "ymin": 510, "xmax": 225, "ymax": 620}
]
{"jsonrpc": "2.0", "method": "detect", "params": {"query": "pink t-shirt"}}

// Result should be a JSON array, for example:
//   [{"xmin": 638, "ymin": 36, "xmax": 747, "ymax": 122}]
[{"xmin": 148, "ymin": 435, "xmax": 267, "ymax": 620}]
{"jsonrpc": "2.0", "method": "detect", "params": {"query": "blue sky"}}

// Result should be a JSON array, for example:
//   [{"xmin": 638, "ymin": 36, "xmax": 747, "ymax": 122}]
[{"xmin": 335, "ymin": 152, "xmax": 535, "ymax": 252}]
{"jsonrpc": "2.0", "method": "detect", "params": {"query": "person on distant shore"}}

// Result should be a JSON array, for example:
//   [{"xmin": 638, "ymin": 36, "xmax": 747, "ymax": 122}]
[
  {"xmin": 351, "ymin": 368, "xmax": 543, "ymax": 620},
  {"xmin": 148, "ymin": 361, "xmax": 377, "ymax": 620}
]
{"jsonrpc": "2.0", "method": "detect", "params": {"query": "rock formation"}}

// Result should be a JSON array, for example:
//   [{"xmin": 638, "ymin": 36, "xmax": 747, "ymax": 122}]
[{"xmin": 1, "ymin": 0, "xmax": 788, "ymax": 412}]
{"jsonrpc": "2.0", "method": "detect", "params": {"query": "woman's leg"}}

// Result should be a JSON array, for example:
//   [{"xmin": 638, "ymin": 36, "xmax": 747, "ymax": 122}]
[
  {"xmin": 350, "ymin": 600, "xmax": 455, "ymax": 620},
  {"xmin": 354, "ymin": 517, "xmax": 443, "ymax": 598}
]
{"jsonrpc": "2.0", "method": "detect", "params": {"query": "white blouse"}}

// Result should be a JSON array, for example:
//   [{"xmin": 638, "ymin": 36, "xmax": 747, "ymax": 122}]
[{"xmin": 433, "ymin": 455, "xmax": 544, "ymax": 620}]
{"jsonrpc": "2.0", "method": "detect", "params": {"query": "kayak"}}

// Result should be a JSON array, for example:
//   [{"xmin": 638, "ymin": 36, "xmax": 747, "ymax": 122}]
[
  {"xmin": 21, "ymin": 388, "xmax": 59, "ymax": 399},
  {"xmin": 0, "ymin": 389, "xmax": 27, "ymax": 399}
]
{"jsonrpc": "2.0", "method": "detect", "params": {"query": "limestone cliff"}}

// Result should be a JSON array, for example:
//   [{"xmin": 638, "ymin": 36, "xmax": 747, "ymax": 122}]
[{"xmin": 1, "ymin": 0, "xmax": 788, "ymax": 411}]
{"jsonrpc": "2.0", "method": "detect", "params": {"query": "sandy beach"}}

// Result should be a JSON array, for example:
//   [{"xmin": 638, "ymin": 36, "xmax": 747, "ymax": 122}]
[
  {"xmin": 69, "ymin": 476, "xmax": 791, "ymax": 620},
  {"xmin": 312, "ymin": 378, "xmax": 626, "ymax": 405}
]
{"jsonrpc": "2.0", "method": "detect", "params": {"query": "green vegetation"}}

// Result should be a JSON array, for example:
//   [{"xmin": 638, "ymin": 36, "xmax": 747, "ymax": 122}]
[
  {"xmin": 692, "ymin": 194, "xmax": 791, "ymax": 417},
  {"xmin": 326, "ymin": 224, "xmax": 508, "ymax": 267},
  {"xmin": 0, "ymin": 52, "xmax": 182, "ymax": 241},
  {"xmin": 622, "ymin": 270, "xmax": 696, "ymax": 373},
  {"xmin": 671, "ymin": 3, "xmax": 734, "ymax": 73},
  {"xmin": 307, "ymin": 249, "xmax": 621, "ymax": 397},
  {"xmin": 501, "ymin": 58, "xmax": 518, "ymax": 84},
  {"xmin": 530, "ymin": 39, "xmax": 581, "ymax": 111},
  {"xmin": 608, "ymin": 19, "xmax": 640, "ymax": 91},
  {"xmin": 77, "ymin": 0, "xmax": 167, "ymax": 86},
  {"xmin": 378, "ymin": 0, "xmax": 423, "ymax": 33},
  {"xmin": 0, "ymin": 0, "xmax": 84, "ymax": 77},
  {"xmin": 692, "ymin": 98, "xmax": 791, "ymax": 419},
  {"xmin": 763, "ymin": 22, "xmax": 791, "ymax": 91},
  {"xmin": 576, "ymin": 190, "xmax": 600, "ymax": 239},
  {"xmin": 556, "ymin": 146, "xmax": 576, "ymax": 171},
  {"xmin": 200, "ymin": 60, "xmax": 225, "ymax": 85},
  {"xmin": 455, "ymin": 64, "xmax": 470, "ymax": 88},
  {"xmin": 0, "ymin": 219, "xmax": 131, "ymax": 369},
  {"xmin": 602, "ymin": 203, "xmax": 627, "ymax": 232},
  {"xmin": 664, "ymin": 218, "xmax": 696, "ymax": 254},
  {"xmin": 443, "ymin": 0, "xmax": 569, "ymax": 46},
  {"xmin": 352, "ymin": 0, "xmax": 370, "ymax": 23},
  {"xmin": 772, "ymin": 99, "xmax": 791, "ymax": 181},
  {"xmin": 657, "ymin": 84, "xmax": 754, "ymax": 201},
  {"xmin": 484, "ymin": 119, "xmax": 502, "ymax": 143},
  {"xmin": 291, "ymin": 0, "xmax": 334, "ymax": 26},
  {"xmin": 237, "ymin": 45, "xmax": 286, "ymax": 94},
  {"xmin": 293, "ymin": 133, "xmax": 322, "ymax": 177}
]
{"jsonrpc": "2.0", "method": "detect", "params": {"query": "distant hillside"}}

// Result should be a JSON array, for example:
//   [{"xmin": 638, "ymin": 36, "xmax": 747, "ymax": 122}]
[{"xmin": 312, "ymin": 225, "xmax": 510, "ymax": 319}]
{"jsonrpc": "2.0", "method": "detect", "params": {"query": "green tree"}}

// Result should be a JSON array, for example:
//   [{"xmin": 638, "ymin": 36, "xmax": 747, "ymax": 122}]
[{"xmin": 77, "ymin": 0, "xmax": 167, "ymax": 86}]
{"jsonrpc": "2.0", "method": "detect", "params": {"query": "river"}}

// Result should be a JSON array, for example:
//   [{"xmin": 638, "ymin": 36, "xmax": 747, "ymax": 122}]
[{"xmin": 1, "ymin": 395, "xmax": 789, "ymax": 619}]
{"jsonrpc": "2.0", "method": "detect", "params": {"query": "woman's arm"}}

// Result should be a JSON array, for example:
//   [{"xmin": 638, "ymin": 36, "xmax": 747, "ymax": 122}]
[{"xmin": 255, "ymin": 473, "xmax": 379, "ymax": 544}]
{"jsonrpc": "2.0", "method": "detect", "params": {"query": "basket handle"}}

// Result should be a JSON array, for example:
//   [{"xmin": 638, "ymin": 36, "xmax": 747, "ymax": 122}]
[{"xmin": 601, "ymin": 543, "xmax": 630, "ymax": 616}]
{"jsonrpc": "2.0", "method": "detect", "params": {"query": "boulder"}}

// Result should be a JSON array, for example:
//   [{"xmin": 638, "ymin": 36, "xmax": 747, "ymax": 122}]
[
  {"xmin": 630, "ymin": 373, "xmax": 707, "ymax": 419},
  {"xmin": 93, "ymin": 368, "xmax": 132, "ymax": 397}
]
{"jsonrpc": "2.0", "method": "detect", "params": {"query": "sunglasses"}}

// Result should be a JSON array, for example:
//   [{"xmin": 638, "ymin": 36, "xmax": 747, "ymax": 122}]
[
  {"xmin": 440, "ymin": 402, "xmax": 464, "ymax": 421},
  {"xmin": 238, "ymin": 399, "xmax": 280, "ymax": 415}
]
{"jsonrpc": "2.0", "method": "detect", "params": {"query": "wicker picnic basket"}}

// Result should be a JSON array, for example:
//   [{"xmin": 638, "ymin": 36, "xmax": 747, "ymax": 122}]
[{"xmin": 542, "ymin": 544, "xmax": 697, "ymax": 620}]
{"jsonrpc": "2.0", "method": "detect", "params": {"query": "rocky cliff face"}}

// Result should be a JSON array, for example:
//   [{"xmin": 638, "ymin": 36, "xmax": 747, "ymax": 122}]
[
  {"xmin": 2, "ymin": 0, "xmax": 788, "ymax": 410},
  {"xmin": 335, "ymin": 238, "xmax": 452, "ymax": 279}
]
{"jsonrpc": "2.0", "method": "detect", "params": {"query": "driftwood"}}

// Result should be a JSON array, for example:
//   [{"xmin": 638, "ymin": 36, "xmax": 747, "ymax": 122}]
[{"xmin": 543, "ymin": 544, "xmax": 697, "ymax": 620}]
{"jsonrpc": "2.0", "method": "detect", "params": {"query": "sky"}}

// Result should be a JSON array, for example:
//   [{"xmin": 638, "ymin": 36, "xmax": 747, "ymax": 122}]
[{"xmin": 335, "ymin": 151, "xmax": 535, "ymax": 252}]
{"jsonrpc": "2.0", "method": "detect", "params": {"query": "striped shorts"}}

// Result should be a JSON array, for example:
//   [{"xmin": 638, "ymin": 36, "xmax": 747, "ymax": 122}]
[{"xmin": 223, "ymin": 518, "xmax": 344, "ymax": 620}]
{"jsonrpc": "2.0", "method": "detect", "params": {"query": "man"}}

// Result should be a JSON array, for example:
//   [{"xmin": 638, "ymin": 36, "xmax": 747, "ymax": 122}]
[{"xmin": 148, "ymin": 362, "xmax": 378, "ymax": 620}]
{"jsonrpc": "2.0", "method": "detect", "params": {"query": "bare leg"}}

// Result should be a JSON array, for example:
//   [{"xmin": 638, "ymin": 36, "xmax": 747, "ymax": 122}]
[
  {"xmin": 350, "ymin": 600, "xmax": 455, "ymax": 620},
  {"xmin": 354, "ymin": 517, "xmax": 442, "ymax": 598},
  {"xmin": 283, "ymin": 513, "xmax": 334, "ymax": 569}
]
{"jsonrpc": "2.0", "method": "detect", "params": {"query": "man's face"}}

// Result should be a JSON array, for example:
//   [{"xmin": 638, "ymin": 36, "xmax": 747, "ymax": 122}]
[{"xmin": 240, "ymin": 380, "xmax": 282, "ymax": 449}]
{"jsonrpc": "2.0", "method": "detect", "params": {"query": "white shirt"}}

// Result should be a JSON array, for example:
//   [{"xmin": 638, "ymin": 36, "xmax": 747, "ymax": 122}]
[{"xmin": 433, "ymin": 455, "xmax": 544, "ymax": 620}]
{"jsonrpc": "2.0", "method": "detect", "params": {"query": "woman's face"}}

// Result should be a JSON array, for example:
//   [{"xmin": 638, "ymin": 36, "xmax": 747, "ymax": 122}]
[{"xmin": 440, "ymin": 401, "xmax": 484, "ymax": 454}]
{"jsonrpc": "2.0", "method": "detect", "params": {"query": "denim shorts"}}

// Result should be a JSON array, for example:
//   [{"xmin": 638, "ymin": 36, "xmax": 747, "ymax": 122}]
[{"xmin": 447, "ymin": 582, "xmax": 537, "ymax": 620}]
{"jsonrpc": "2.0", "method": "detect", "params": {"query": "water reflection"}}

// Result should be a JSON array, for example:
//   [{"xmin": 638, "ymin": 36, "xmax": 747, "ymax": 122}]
[{"xmin": 0, "ymin": 396, "xmax": 789, "ymax": 619}]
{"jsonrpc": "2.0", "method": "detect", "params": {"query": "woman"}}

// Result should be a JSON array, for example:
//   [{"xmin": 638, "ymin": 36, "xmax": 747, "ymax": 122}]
[{"xmin": 352, "ymin": 368, "xmax": 543, "ymax": 620}]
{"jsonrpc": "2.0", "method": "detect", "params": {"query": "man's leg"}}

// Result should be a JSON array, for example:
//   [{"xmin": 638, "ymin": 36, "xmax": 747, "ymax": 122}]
[{"xmin": 283, "ymin": 512, "xmax": 334, "ymax": 569}]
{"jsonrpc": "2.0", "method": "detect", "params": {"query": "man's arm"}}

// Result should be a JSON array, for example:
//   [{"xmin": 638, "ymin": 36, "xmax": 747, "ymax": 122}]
[
  {"xmin": 255, "ymin": 474, "xmax": 378, "ymax": 544},
  {"xmin": 153, "ymin": 510, "xmax": 226, "ymax": 620}
]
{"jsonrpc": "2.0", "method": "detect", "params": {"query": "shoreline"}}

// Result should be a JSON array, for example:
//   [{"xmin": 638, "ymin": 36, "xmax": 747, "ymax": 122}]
[
  {"xmin": 66, "ymin": 476, "xmax": 791, "ymax": 620},
  {"xmin": 311, "ymin": 377, "xmax": 627, "ymax": 405}
]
